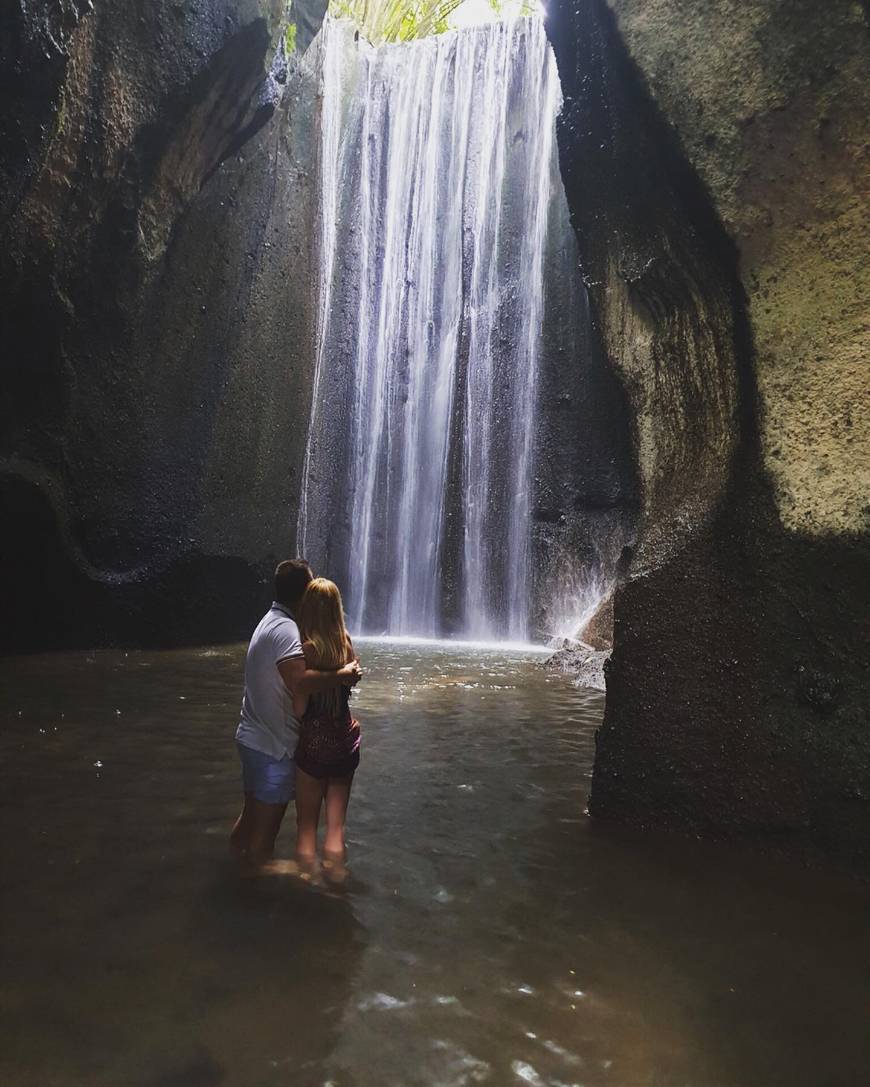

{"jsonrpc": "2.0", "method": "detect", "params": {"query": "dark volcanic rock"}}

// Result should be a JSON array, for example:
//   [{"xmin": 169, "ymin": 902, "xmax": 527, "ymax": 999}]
[
  {"xmin": 0, "ymin": 1, "xmax": 323, "ymax": 651},
  {"xmin": 546, "ymin": 0, "xmax": 870, "ymax": 866}
]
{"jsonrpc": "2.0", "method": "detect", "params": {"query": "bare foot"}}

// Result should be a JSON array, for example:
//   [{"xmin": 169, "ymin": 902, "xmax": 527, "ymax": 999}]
[
  {"xmin": 295, "ymin": 850, "xmax": 319, "ymax": 873},
  {"xmin": 321, "ymin": 850, "xmax": 349, "ymax": 888}
]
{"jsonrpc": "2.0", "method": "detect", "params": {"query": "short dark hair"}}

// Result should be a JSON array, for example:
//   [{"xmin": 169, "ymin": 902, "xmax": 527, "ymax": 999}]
[{"xmin": 274, "ymin": 559, "xmax": 313, "ymax": 606}]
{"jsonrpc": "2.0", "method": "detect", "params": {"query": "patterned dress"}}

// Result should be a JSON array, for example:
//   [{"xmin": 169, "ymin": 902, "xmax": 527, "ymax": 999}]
[{"xmin": 295, "ymin": 683, "xmax": 361, "ymax": 779}]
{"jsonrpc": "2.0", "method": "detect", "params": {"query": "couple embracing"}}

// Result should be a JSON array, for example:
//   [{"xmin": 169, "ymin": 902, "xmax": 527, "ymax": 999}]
[{"xmin": 230, "ymin": 559, "xmax": 362, "ymax": 874}]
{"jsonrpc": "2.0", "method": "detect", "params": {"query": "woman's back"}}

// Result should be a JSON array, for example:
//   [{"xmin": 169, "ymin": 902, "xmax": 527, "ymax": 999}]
[
  {"xmin": 295, "ymin": 635, "xmax": 360, "ymax": 778},
  {"xmin": 305, "ymin": 686, "xmax": 351, "ymax": 718}
]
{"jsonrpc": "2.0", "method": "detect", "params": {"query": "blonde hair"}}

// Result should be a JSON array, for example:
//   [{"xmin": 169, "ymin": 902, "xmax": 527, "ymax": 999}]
[{"xmin": 297, "ymin": 577, "xmax": 352, "ymax": 673}]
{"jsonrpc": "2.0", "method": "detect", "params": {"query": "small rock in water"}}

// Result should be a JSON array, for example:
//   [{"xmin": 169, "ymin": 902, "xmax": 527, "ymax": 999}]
[
  {"xmin": 511, "ymin": 1061, "xmax": 545, "ymax": 1086},
  {"xmin": 357, "ymin": 992, "xmax": 410, "ymax": 1011},
  {"xmin": 542, "ymin": 640, "xmax": 609, "ymax": 692}
]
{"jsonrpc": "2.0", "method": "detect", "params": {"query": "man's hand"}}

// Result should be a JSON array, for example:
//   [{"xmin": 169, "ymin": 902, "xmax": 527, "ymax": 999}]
[
  {"xmin": 278, "ymin": 655, "xmax": 362, "ymax": 698},
  {"xmin": 338, "ymin": 660, "xmax": 363, "ymax": 687}
]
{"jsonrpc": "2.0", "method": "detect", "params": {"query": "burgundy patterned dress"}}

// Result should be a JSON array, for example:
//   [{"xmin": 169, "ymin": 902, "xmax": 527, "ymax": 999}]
[{"xmin": 295, "ymin": 683, "xmax": 361, "ymax": 779}]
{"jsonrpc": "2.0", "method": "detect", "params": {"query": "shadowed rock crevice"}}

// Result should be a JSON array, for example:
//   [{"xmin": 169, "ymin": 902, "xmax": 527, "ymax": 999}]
[{"xmin": 547, "ymin": 0, "xmax": 747, "ymax": 573}]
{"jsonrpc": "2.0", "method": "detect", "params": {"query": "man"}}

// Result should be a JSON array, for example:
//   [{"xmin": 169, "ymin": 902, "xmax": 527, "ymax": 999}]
[{"xmin": 230, "ymin": 558, "xmax": 361, "ymax": 866}]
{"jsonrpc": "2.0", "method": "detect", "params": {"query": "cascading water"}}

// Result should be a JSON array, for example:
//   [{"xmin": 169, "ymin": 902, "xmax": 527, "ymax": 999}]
[{"xmin": 298, "ymin": 16, "xmax": 571, "ymax": 639}]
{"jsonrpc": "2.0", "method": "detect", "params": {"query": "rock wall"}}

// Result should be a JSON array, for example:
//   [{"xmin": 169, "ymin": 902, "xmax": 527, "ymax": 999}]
[
  {"xmin": 0, "ymin": 1, "xmax": 322, "ymax": 650},
  {"xmin": 547, "ymin": 0, "xmax": 870, "ymax": 865},
  {"xmin": 605, "ymin": 0, "xmax": 869, "ymax": 538}
]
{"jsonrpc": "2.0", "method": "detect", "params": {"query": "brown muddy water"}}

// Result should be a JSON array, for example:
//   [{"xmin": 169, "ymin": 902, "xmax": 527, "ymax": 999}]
[{"xmin": 1, "ymin": 639, "xmax": 869, "ymax": 1087}]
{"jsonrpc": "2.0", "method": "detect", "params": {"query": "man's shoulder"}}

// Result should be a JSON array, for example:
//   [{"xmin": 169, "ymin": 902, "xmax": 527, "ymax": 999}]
[
  {"xmin": 250, "ymin": 607, "xmax": 297, "ymax": 642},
  {"xmin": 261, "ymin": 608, "xmax": 302, "ymax": 657},
  {"xmin": 271, "ymin": 610, "xmax": 300, "ymax": 636}
]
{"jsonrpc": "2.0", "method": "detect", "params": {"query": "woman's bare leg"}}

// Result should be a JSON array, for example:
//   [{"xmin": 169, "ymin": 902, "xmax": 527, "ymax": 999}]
[
  {"xmin": 323, "ymin": 774, "xmax": 353, "ymax": 860},
  {"xmin": 295, "ymin": 768, "xmax": 326, "ymax": 861}
]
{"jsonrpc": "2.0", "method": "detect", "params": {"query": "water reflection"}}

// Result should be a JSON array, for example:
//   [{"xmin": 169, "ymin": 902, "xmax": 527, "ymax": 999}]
[{"xmin": 1, "ymin": 641, "xmax": 869, "ymax": 1085}]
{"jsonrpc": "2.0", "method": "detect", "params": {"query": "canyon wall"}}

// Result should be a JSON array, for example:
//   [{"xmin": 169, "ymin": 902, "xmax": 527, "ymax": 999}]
[
  {"xmin": 547, "ymin": 0, "xmax": 870, "ymax": 864},
  {"xmin": 3, "ymin": 0, "xmax": 867, "ymax": 865},
  {"xmin": 0, "ymin": 1, "xmax": 320, "ymax": 650}
]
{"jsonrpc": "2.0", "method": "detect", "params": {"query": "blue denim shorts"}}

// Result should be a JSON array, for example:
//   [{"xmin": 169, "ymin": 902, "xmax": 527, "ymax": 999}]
[{"xmin": 237, "ymin": 742, "xmax": 296, "ymax": 804}]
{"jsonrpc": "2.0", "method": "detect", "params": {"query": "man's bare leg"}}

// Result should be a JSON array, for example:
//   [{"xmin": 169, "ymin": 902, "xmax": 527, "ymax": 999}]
[
  {"xmin": 242, "ymin": 799, "xmax": 289, "ymax": 869},
  {"xmin": 230, "ymin": 793, "xmax": 256, "ymax": 858}
]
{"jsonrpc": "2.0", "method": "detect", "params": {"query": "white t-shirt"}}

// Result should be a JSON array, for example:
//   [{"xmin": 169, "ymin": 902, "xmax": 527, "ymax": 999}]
[{"xmin": 235, "ymin": 603, "xmax": 304, "ymax": 759}]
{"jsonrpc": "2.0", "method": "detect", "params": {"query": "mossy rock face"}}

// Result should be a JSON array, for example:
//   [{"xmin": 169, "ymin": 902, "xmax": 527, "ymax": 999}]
[
  {"xmin": 546, "ymin": 0, "xmax": 870, "ymax": 865},
  {"xmin": 605, "ymin": 0, "xmax": 869, "ymax": 538}
]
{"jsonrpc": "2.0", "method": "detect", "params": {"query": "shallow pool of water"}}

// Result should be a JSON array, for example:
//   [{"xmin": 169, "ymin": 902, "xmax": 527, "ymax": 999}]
[{"xmin": 1, "ymin": 640, "xmax": 868, "ymax": 1086}]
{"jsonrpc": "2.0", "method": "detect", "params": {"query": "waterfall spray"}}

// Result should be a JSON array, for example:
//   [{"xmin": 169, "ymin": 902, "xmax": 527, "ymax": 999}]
[{"xmin": 299, "ymin": 15, "xmax": 563, "ymax": 639}]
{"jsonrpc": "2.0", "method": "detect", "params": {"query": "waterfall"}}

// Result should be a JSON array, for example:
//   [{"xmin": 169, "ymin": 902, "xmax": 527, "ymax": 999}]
[{"xmin": 298, "ymin": 15, "xmax": 565, "ymax": 640}]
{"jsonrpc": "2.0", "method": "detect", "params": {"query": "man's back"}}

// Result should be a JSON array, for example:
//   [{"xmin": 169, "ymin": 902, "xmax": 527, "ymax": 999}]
[{"xmin": 235, "ymin": 603, "xmax": 304, "ymax": 759}]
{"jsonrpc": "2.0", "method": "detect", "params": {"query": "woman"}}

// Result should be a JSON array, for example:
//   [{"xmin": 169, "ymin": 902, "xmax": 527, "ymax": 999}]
[{"xmin": 293, "ymin": 577, "xmax": 361, "ymax": 869}]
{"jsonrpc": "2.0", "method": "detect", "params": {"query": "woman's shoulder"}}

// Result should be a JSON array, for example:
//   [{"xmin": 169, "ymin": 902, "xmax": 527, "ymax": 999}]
[{"xmin": 302, "ymin": 640, "xmax": 320, "ymax": 668}]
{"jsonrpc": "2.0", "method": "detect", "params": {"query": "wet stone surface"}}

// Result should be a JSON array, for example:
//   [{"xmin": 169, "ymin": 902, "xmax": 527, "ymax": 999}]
[{"xmin": 1, "ymin": 640, "xmax": 869, "ymax": 1086}]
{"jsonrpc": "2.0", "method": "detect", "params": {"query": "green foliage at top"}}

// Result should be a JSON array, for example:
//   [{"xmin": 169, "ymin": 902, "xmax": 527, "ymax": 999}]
[
  {"xmin": 285, "ymin": 20, "xmax": 297, "ymax": 52},
  {"xmin": 329, "ymin": 0, "xmax": 465, "ymax": 44},
  {"xmin": 327, "ymin": 0, "xmax": 539, "ymax": 47}
]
